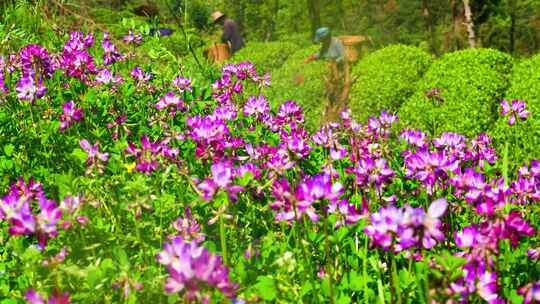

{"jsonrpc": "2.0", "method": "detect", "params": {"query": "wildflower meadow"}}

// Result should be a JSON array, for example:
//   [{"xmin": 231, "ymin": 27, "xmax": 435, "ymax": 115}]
[{"xmin": 2, "ymin": 4, "xmax": 540, "ymax": 304}]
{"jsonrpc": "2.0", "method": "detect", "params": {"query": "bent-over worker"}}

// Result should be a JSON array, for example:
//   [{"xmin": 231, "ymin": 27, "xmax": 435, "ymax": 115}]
[
  {"xmin": 212, "ymin": 11, "xmax": 244, "ymax": 54},
  {"xmin": 304, "ymin": 27, "xmax": 352, "ymax": 121}
]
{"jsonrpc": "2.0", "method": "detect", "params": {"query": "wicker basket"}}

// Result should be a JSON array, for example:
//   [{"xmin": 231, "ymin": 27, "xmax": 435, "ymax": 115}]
[
  {"xmin": 338, "ymin": 35, "xmax": 368, "ymax": 63},
  {"xmin": 204, "ymin": 43, "xmax": 231, "ymax": 64},
  {"xmin": 339, "ymin": 35, "xmax": 368, "ymax": 46}
]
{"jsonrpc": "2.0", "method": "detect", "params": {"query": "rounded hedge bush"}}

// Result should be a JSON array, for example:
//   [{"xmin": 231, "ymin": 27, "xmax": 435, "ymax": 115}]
[
  {"xmin": 398, "ymin": 48, "xmax": 513, "ymax": 138},
  {"xmin": 227, "ymin": 41, "xmax": 298, "ymax": 74},
  {"xmin": 349, "ymin": 44, "xmax": 433, "ymax": 122},
  {"xmin": 490, "ymin": 54, "xmax": 540, "ymax": 165},
  {"xmin": 266, "ymin": 45, "xmax": 327, "ymax": 131}
]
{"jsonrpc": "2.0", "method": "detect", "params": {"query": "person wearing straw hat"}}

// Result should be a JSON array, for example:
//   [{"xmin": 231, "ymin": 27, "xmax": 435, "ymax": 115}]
[{"xmin": 212, "ymin": 11, "xmax": 244, "ymax": 54}]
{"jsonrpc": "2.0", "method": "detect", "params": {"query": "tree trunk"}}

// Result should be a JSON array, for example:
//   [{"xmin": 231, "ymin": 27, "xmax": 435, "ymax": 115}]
[
  {"xmin": 307, "ymin": 0, "xmax": 321, "ymax": 39},
  {"xmin": 509, "ymin": 0, "xmax": 517, "ymax": 54},
  {"xmin": 422, "ymin": 0, "xmax": 435, "ymax": 54},
  {"xmin": 266, "ymin": 0, "xmax": 280, "ymax": 41},
  {"xmin": 462, "ymin": 0, "xmax": 477, "ymax": 48}
]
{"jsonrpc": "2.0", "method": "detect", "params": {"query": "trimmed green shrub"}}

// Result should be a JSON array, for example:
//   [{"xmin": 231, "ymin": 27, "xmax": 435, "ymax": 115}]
[
  {"xmin": 399, "ymin": 48, "xmax": 513, "ymax": 138},
  {"xmin": 490, "ymin": 54, "xmax": 540, "ymax": 165},
  {"xmin": 349, "ymin": 44, "xmax": 433, "ymax": 122},
  {"xmin": 227, "ymin": 41, "xmax": 298, "ymax": 74},
  {"xmin": 266, "ymin": 45, "xmax": 327, "ymax": 131}
]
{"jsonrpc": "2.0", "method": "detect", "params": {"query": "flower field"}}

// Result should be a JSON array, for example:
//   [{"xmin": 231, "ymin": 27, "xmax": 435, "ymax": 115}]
[{"xmin": 1, "ymin": 16, "xmax": 540, "ymax": 304}]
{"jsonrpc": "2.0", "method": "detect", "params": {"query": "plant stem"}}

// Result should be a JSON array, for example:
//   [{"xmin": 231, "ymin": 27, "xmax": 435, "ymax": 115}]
[
  {"xmin": 503, "ymin": 141, "xmax": 509, "ymax": 186},
  {"xmin": 219, "ymin": 211, "xmax": 228, "ymax": 265},
  {"xmin": 363, "ymin": 236, "xmax": 370, "ymax": 304},
  {"xmin": 390, "ymin": 254, "xmax": 401, "ymax": 304},
  {"xmin": 323, "ymin": 205, "xmax": 335, "ymax": 304}
]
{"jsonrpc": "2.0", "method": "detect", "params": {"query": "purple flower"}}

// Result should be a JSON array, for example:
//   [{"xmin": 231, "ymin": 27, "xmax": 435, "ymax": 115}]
[
  {"xmin": 500, "ymin": 99, "xmax": 530, "ymax": 126},
  {"xmin": 243, "ymin": 95, "xmax": 270, "ymax": 118},
  {"xmin": 59, "ymin": 101, "xmax": 83, "ymax": 131},
  {"xmin": 1, "ymin": 179, "xmax": 66, "ymax": 249},
  {"xmin": 271, "ymin": 173, "xmax": 344, "ymax": 223},
  {"xmin": 18, "ymin": 44, "xmax": 54, "ymax": 78},
  {"xmin": 364, "ymin": 199, "xmax": 447, "ymax": 253},
  {"xmin": 172, "ymin": 76, "xmax": 192, "ymax": 92},
  {"xmin": 280, "ymin": 128, "xmax": 313, "ymax": 158},
  {"xmin": 212, "ymin": 105, "xmax": 237, "ymax": 121},
  {"xmin": 124, "ymin": 135, "xmax": 178, "ymax": 175},
  {"xmin": 106, "ymin": 114, "xmax": 130, "ymax": 140},
  {"xmin": 198, "ymin": 160, "xmax": 244, "ymax": 201},
  {"xmin": 400, "ymin": 129, "xmax": 428, "ymax": 148},
  {"xmin": 156, "ymin": 92, "xmax": 184, "ymax": 112},
  {"xmin": 528, "ymin": 248, "xmax": 540, "ymax": 260},
  {"xmin": 367, "ymin": 111, "xmax": 398, "ymax": 139},
  {"xmin": 502, "ymin": 210, "xmax": 535, "ymax": 247},
  {"xmin": 95, "ymin": 68, "xmax": 123, "ymax": 85},
  {"xmin": 80, "ymin": 139, "xmax": 109, "ymax": 175},
  {"xmin": 59, "ymin": 195, "xmax": 87, "ymax": 228},
  {"xmin": 466, "ymin": 133, "xmax": 498, "ymax": 168},
  {"xmin": 186, "ymin": 115, "xmax": 230, "ymax": 160},
  {"xmin": 25, "ymin": 289, "xmax": 70, "ymax": 304},
  {"xmin": 477, "ymin": 272, "xmax": 499, "ymax": 303},
  {"xmin": 170, "ymin": 208, "xmax": 205, "ymax": 243},
  {"xmin": 433, "ymin": 132, "xmax": 467, "ymax": 159},
  {"xmin": 235, "ymin": 163, "xmax": 261, "ymax": 179},
  {"xmin": 156, "ymin": 238, "xmax": 238, "ymax": 300},
  {"xmin": 0, "ymin": 70, "xmax": 8, "ymax": 94},
  {"xmin": 102, "ymin": 32, "xmax": 124, "ymax": 65},
  {"xmin": 405, "ymin": 149, "xmax": 458, "ymax": 194},
  {"xmin": 455, "ymin": 226, "xmax": 478, "ymax": 248},
  {"xmin": 518, "ymin": 280, "xmax": 540, "ymax": 304},
  {"xmin": 130, "ymin": 67, "xmax": 152, "ymax": 82},
  {"xmin": 16, "ymin": 74, "xmax": 47, "ymax": 102},
  {"xmin": 275, "ymin": 100, "xmax": 305, "ymax": 128},
  {"xmin": 64, "ymin": 32, "xmax": 94, "ymax": 52},
  {"xmin": 123, "ymin": 29, "xmax": 142, "ymax": 45},
  {"xmin": 328, "ymin": 199, "xmax": 362, "ymax": 227},
  {"xmin": 353, "ymin": 157, "xmax": 394, "ymax": 193}
]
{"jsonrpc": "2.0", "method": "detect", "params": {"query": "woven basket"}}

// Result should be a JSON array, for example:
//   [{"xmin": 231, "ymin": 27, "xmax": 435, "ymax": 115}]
[
  {"xmin": 338, "ymin": 35, "xmax": 368, "ymax": 62},
  {"xmin": 204, "ymin": 43, "xmax": 231, "ymax": 64},
  {"xmin": 339, "ymin": 35, "xmax": 368, "ymax": 46}
]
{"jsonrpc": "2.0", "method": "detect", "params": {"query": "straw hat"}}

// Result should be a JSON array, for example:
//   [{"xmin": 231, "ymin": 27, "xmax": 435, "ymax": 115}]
[{"xmin": 211, "ymin": 11, "xmax": 225, "ymax": 23}]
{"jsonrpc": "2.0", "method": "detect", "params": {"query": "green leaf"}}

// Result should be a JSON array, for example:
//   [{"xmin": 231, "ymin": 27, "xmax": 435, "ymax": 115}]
[
  {"xmin": 337, "ymin": 294, "xmax": 352, "ymax": 304},
  {"xmin": 254, "ymin": 276, "xmax": 277, "ymax": 301},
  {"xmin": 113, "ymin": 247, "xmax": 130, "ymax": 268},
  {"xmin": 3, "ymin": 144, "xmax": 14, "ymax": 156},
  {"xmin": 72, "ymin": 148, "xmax": 87, "ymax": 163},
  {"xmin": 349, "ymin": 270, "xmax": 363, "ymax": 291}
]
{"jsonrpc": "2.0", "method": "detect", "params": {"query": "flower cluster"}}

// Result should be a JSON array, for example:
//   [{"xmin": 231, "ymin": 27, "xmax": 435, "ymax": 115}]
[
  {"xmin": 123, "ymin": 29, "xmax": 142, "ymax": 45},
  {"xmin": 61, "ymin": 32, "xmax": 96, "ymax": 81},
  {"xmin": 156, "ymin": 238, "xmax": 238, "ymax": 302},
  {"xmin": 500, "ymin": 99, "xmax": 530, "ymax": 126},
  {"xmin": 59, "ymin": 100, "xmax": 83, "ymax": 131},
  {"xmin": 102, "ymin": 32, "xmax": 123, "ymax": 65},
  {"xmin": 25, "ymin": 289, "xmax": 70, "ymax": 304},
  {"xmin": 124, "ymin": 135, "xmax": 179, "ymax": 175},
  {"xmin": 198, "ymin": 160, "xmax": 244, "ymax": 201},
  {"xmin": 364, "ymin": 198, "xmax": 447, "ymax": 253},
  {"xmin": 80, "ymin": 139, "xmax": 109, "ymax": 175},
  {"xmin": 0, "ymin": 179, "xmax": 83, "ymax": 249}
]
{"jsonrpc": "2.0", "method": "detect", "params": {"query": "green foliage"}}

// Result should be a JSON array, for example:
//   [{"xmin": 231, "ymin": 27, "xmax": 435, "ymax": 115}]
[
  {"xmin": 227, "ymin": 41, "xmax": 298, "ymax": 74},
  {"xmin": 266, "ymin": 45, "xmax": 327, "ymax": 131},
  {"xmin": 399, "ymin": 48, "xmax": 513, "ymax": 137},
  {"xmin": 490, "ymin": 54, "xmax": 540, "ymax": 165},
  {"xmin": 349, "ymin": 44, "xmax": 433, "ymax": 122}
]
